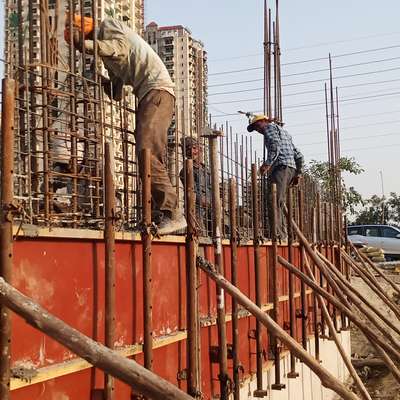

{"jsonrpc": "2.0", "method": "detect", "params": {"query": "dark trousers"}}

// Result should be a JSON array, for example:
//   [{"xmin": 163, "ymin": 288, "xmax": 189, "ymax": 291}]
[
  {"xmin": 135, "ymin": 89, "xmax": 177, "ymax": 216},
  {"xmin": 267, "ymin": 165, "xmax": 296, "ymax": 240}
]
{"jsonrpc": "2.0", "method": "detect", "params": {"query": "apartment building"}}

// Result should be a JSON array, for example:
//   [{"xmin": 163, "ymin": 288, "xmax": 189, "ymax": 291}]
[{"xmin": 144, "ymin": 22, "xmax": 208, "ymax": 142}]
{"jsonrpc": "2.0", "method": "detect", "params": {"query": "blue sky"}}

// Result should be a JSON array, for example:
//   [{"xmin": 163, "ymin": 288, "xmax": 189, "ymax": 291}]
[{"xmin": 1, "ymin": 1, "xmax": 400, "ymax": 198}]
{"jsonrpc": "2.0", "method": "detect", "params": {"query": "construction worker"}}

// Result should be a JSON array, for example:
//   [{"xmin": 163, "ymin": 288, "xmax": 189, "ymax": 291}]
[
  {"xmin": 64, "ymin": 15, "xmax": 186, "ymax": 235},
  {"xmin": 247, "ymin": 115, "xmax": 304, "ymax": 240}
]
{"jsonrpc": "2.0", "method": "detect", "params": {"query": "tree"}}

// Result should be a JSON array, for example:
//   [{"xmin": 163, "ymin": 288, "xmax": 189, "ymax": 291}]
[
  {"xmin": 387, "ymin": 192, "xmax": 400, "ymax": 224},
  {"xmin": 354, "ymin": 192, "xmax": 400, "ymax": 225},
  {"xmin": 306, "ymin": 156, "xmax": 364, "ymax": 215},
  {"xmin": 353, "ymin": 195, "xmax": 386, "ymax": 225}
]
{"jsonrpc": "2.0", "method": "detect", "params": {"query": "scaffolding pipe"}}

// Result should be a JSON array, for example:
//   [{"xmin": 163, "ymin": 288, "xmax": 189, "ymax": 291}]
[
  {"xmin": 278, "ymin": 256, "xmax": 400, "ymax": 382},
  {"xmin": 206, "ymin": 129, "xmax": 229, "ymax": 399},
  {"xmin": 229, "ymin": 178, "xmax": 241, "ymax": 400},
  {"xmin": 196, "ymin": 256, "xmax": 361, "ymax": 400},
  {"xmin": 0, "ymin": 278, "xmax": 193, "ymax": 400},
  {"xmin": 185, "ymin": 159, "xmax": 201, "ymax": 397},
  {"xmin": 104, "ymin": 142, "xmax": 116, "ymax": 400},
  {"xmin": 251, "ymin": 164, "xmax": 268, "ymax": 398},
  {"xmin": 141, "ymin": 149, "xmax": 153, "ymax": 371},
  {"xmin": 302, "ymin": 252, "xmax": 372, "ymax": 400},
  {"xmin": 286, "ymin": 187, "xmax": 299, "ymax": 378},
  {"xmin": 351, "ymin": 243, "xmax": 400, "ymax": 297},
  {"xmin": 270, "ymin": 183, "xmax": 285, "ymax": 390},
  {"xmin": 0, "ymin": 78, "xmax": 15, "ymax": 400}
]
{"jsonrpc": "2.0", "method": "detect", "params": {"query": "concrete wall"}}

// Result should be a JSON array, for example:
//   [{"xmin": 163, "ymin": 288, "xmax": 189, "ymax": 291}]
[{"xmin": 240, "ymin": 330, "xmax": 351, "ymax": 400}]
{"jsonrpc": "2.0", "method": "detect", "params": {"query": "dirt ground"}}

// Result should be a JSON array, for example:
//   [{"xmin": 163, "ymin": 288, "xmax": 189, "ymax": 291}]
[{"xmin": 350, "ymin": 271, "xmax": 400, "ymax": 400}]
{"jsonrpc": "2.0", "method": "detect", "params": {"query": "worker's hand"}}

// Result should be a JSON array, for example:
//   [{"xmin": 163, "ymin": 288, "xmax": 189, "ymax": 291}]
[
  {"xmin": 259, "ymin": 163, "xmax": 270, "ymax": 176},
  {"xmin": 102, "ymin": 76, "xmax": 123, "ymax": 102},
  {"xmin": 290, "ymin": 175, "xmax": 301, "ymax": 187},
  {"xmin": 73, "ymin": 30, "xmax": 84, "ymax": 52}
]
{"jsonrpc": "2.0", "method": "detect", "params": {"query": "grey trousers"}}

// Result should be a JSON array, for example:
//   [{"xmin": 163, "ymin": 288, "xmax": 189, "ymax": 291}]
[
  {"xmin": 135, "ymin": 89, "xmax": 177, "ymax": 216},
  {"xmin": 267, "ymin": 165, "xmax": 296, "ymax": 240}
]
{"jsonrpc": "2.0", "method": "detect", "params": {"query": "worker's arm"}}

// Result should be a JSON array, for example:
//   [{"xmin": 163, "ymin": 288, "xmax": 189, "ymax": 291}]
[
  {"xmin": 293, "ymin": 146, "xmax": 304, "ymax": 175},
  {"xmin": 83, "ymin": 38, "xmax": 129, "ymax": 58},
  {"xmin": 289, "ymin": 146, "xmax": 304, "ymax": 186}
]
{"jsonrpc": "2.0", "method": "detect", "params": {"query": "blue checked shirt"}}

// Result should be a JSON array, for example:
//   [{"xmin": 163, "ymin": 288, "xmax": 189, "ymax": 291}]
[{"xmin": 263, "ymin": 123, "xmax": 304, "ymax": 174}]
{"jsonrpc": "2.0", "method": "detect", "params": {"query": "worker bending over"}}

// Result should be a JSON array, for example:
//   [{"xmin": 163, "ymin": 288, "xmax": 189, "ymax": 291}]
[
  {"xmin": 247, "ymin": 115, "xmax": 304, "ymax": 241},
  {"xmin": 65, "ymin": 16, "xmax": 186, "ymax": 235}
]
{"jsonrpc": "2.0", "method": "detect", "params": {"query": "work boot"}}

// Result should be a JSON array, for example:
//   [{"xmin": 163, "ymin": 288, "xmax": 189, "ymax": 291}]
[{"xmin": 157, "ymin": 210, "xmax": 187, "ymax": 236}]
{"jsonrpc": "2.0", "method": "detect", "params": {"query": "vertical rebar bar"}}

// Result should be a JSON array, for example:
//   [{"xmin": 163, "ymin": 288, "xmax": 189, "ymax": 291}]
[
  {"xmin": 271, "ymin": 183, "xmax": 285, "ymax": 390},
  {"xmin": 0, "ymin": 78, "xmax": 15, "ymax": 400},
  {"xmin": 141, "ymin": 149, "xmax": 153, "ymax": 371},
  {"xmin": 251, "ymin": 164, "xmax": 268, "ymax": 398},
  {"xmin": 104, "ymin": 142, "xmax": 116, "ymax": 400},
  {"xmin": 185, "ymin": 159, "xmax": 200, "ymax": 397},
  {"xmin": 207, "ymin": 130, "xmax": 229, "ymax": 399},
  {"xmin": 229, "ymin": 178, "xmax": 240, "ymax": 400}
]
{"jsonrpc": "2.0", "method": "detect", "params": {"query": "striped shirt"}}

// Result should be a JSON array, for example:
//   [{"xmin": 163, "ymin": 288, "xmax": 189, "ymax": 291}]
[{"xmin": 263, "ymin": 123, "xmax": 304, "ymax": 173}]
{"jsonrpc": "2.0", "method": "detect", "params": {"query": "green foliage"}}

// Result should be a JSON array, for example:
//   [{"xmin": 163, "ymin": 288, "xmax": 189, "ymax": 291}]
[
  {"xmin": 355, "ymin": 192, "xmax": 400, "ymax": 225},
  {"xmin": 306, "ymin": 156, "xmax": 364, "ymax": 215}
]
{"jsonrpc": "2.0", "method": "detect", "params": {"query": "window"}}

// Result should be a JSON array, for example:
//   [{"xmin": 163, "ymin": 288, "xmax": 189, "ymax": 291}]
[
  {"xmin": 382, "ymin": 227, "xmax": 400, "ymax": 238},
  {"xmin": 348, "ymin": 227, "xmax": 363, "ymax": 236},
  {"xmin": 365, "ymin": 227, "xmax": 380, "ymax": 237}
]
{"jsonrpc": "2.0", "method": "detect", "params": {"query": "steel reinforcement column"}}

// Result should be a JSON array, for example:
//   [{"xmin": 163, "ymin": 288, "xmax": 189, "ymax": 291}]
[
  {"xmin": 104, "ymin": 142, "xmax": 116, "ymax": 399},
  {"xmin": 0, "ymin": 78, "xmax": 16, "ymax": 400}
]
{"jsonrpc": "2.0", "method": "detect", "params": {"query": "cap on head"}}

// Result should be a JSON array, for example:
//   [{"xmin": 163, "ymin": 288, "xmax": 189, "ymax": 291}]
[
  {"xmin": 247, "ymin": 114, "xmax": 271, "ymax": 132},
  {"xmin": 64, "ymin": 14, "xmax": 94, "ymax": 43}
]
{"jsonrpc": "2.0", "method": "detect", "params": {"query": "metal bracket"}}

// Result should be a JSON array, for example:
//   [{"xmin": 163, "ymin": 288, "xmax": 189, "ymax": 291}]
[
  {"xmin": 271, "ymin": 383, "xmax": 286, "ymax": 390},
  {"xmin": 176, "ymin": 368, "xmax": 188, "ymax": 381},
  {"xmin": 283, "ymin": 321, "xmax": 291, "ymax": 331},
  {"xmin": 287, "ymin": 371, "xmax": 299, "ymax": 379},
  {"xmin": 253, "ymin": 389, "xmax": 268, "ymax": 397},
  {"xmin": 248, "ymin": 329, "xmax": 257, "ymax": 340},
  {"xmin": 295, "ymin": 309, "xmax": 308, "ymax": 320}
]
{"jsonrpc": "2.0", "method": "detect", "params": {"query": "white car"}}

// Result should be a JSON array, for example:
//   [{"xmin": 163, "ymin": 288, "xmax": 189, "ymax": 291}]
[{"xmin": 347, "ymin": 224, "xmax": 400, "ymax": 260}]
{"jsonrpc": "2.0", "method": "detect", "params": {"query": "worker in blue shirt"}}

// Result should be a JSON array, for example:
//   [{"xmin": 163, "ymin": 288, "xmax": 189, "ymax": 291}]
[{"xmin": 247, "ymin": 115, "xmax": 304, "ymax": 240}]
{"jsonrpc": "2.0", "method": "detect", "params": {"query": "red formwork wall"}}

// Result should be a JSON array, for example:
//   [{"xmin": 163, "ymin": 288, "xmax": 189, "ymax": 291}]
[{"xmin": 10, "ymin": 237, "xmax": 328, "ymax": 399}]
